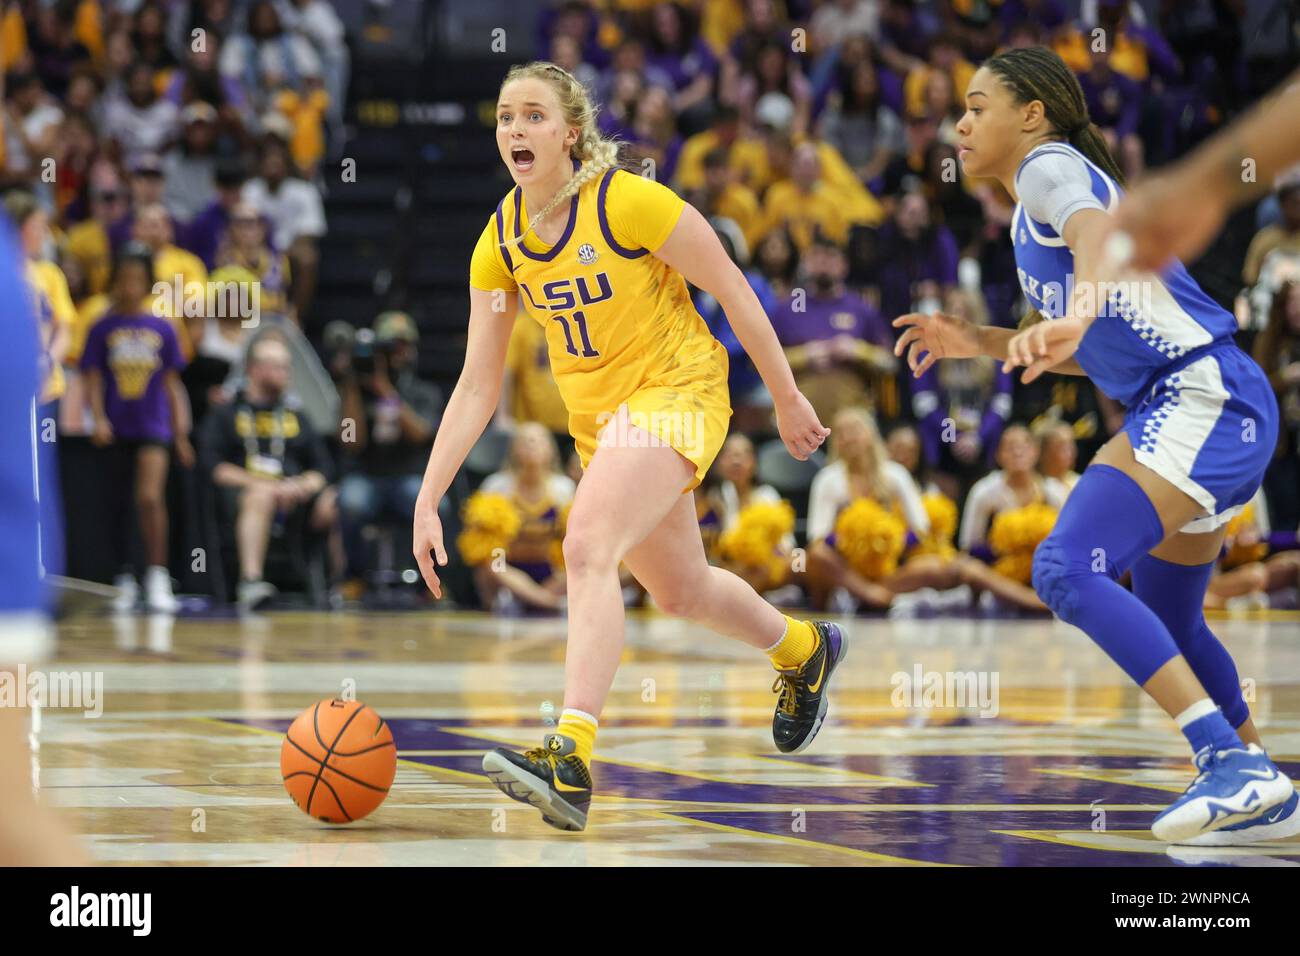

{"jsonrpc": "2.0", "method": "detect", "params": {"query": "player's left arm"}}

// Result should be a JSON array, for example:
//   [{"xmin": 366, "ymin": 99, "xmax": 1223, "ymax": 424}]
[
  {"xmin": 654, "ymin": 202, "xmax": 801, "ymax": 405},
  {"xmin": 655, "ymin": 202, "xmax": 830, "ymax": 458}
]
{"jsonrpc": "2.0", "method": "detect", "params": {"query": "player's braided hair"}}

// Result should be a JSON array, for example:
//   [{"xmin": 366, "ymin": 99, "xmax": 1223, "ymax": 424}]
[
  {"xmin": 499, "ymin": 61, "xmax": 621, "ymax": 249},
  {"xmin": 983, "ymin": 45, "xmax": 1126, "ymax": 187}
]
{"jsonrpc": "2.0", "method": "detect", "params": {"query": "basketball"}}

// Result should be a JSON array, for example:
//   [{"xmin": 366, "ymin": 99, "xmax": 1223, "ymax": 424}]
[{"xmin": 280, "ymin": 699, "xmax": 397, "ymax": 824}]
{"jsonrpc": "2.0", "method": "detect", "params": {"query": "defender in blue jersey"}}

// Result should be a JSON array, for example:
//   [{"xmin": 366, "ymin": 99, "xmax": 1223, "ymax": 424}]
[
  {"xmin": 894, "ymin": 47, "xmax": 1297, "ymax": 846},
  {"xmin": 0, "ymin": 213, "xmax": 82, "ymax": 864}
]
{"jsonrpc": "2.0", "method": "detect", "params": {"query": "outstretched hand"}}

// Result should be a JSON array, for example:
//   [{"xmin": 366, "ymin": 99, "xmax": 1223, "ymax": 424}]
[
  {"xmin": 891, "ymin": 311, "xmax": 983, "ymax": 378},
  {"xmin": 1002, "ymin": 318, "xmax": 1085, "ymax": 384}
]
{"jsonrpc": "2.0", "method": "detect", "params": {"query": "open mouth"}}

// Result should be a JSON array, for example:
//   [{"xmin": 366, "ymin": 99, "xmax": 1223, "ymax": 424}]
[{"xmin": 511, "ymin": 147, "xmax": 535, "ymax": 172}]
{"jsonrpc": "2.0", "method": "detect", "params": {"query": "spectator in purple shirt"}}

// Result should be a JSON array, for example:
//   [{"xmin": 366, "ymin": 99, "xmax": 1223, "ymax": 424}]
[
  {"xmin": 627, "ymin": 85, "xmax": 683, "ymax": 184},
  {"xmin": 81, "ymin": 243, "xmax": 193, "ymax": 613},
  {"xmin": 877, "ymin": 0, "xmax": 941, "ymax": 77},
  {"xmin": 163, "ymin": 32, "xmax": 249, "ymax": 147},
  {"xmin": 1077, "ymin": 46, "xmax": 1144, "ymax": 179},
  {"xmin": 108, "ymin": 153, "xmax": 181, "ymax": 254},
  {"xmin": 596, "ymin": 68, "xmax": 644, "ymax": 142},
  {"xmin": 692, "ymin": 224, "xmax": 776, "ymax": 431},
  {"xmin": 181, "ymin": 160, "xmax": 247, "ymax": 270},
  {"xmin": 770, "ymin": 235, "xmax": 898, "ymax": 425},
  {"xmin": 644, "ymin": 2, "xmax": 717, "ymax": 131},
  {"xmin": 536, "ymin": 0, "xmax": 612, "ymax": 73},
  {"xmin": 998, "ymin": 0, "xmax": 1069, "ymax": 37},
  {"xmin": 873, "ymin": 190, "xmax": 959, "ymax": 324}
]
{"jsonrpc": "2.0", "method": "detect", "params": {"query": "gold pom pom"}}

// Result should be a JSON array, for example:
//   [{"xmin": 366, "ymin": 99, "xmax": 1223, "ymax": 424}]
[
  {"xmin": 988, "ymin": 502, "xmax": 1058, "ymax": 583},
  {"xmin": 719, "ymin": 499, "xmax": 795, "ymax": 590},
  {"xmin": 909, "ymin": 492, "xmax": 958, "ymax": 559},
  {"xmin": 1223, "ymin": 502, "xmax": 1267, "ymax": 569},
  {"xmin": 834, "ymin": 498, "xmax": 907, "ymax": 580},
  {"xmin": 456, "ymin": 491, "xmax": 523, "ymax": 566}
]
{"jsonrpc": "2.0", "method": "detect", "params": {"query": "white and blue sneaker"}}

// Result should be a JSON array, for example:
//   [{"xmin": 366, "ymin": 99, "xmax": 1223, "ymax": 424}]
[
  {"xmin": 1174, "ymin": 789, "xmax": 1300, "ymax": 846},
  {"xmin": 1152, "ymin": 744, "xmax": 1294, "ymax": 843}
]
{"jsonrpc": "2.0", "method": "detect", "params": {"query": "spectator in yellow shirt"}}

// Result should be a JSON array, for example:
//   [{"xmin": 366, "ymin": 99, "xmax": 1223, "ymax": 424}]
[
  {"xmin": 3, "ymin": 191, "xmax": 73, "ymax": 403},
  {"xmin": 691, "ymin": 147, "xmax": 763, "ymax": 252},
  {"xmin": 902, "ymin": 34, "xmax": 976, "ymax": 123},
  {"xmin": 759, "ymin": 140, "xmax": 881, "ymax": 251},
  {"xmin": 272, "ymin": 73, "xmax": 330, "ymax": 179},
  {"xmin": 132, "ymin": 202, "xmax": 206, "ymax": 358},
  {"xmin": 674, "ymin": 104, "xmax": 769, "ymax": 196},
  {"xmin": 64, "ymin": 159, "xmax": 129, "ymax": 300},
  {"xmin": 215, "ymin": 202, "xmax": 293, "ymax": 323}
]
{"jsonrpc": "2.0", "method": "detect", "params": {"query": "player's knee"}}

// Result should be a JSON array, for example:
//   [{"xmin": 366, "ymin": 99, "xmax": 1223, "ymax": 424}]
[
  {"xmin": 561, "ymin": 528, "xmax": 614, "ymax": 577},
  {"xmin": 1031, "ymin": 537, "xmax": 1081, "ymax": 621},
  {"xmin": 651, "ymin": 580, "xmax": 707, "ymax": 620}
]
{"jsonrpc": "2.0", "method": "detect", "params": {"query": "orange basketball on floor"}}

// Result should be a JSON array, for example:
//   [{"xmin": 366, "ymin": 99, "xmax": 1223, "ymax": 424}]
[{"xmin": 281, "ymin": 699, "xmax": 397, "ymax": 823}]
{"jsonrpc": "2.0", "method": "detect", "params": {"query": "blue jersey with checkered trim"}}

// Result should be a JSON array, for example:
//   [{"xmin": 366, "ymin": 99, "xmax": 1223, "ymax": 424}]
[
  {"xmin": 1010, "ymin": 143, "xmax": 1237, "ymax": 407},
  {"xmin": 0, "ymin": 213, "xmax": 50, "ymax": 616}
]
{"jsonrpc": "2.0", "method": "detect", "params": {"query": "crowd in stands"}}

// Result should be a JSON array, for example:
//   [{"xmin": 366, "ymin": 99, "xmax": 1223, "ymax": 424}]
[
  {"xmin": 5, "ymin": 0, "xmax": 389, "ymax": 611},
  {"xmin": 10, "ymin": 0, "xmax": 1300, "ymax": 617}
]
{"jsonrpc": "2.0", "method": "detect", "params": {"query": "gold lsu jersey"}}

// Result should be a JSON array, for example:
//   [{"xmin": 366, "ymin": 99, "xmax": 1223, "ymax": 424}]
[{"xmin": 470, "ymin": 166, "xmax": 732, "ymax": 489}]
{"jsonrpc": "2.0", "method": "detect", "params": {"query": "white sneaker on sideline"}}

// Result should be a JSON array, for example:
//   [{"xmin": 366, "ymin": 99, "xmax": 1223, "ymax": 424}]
[
  {"xmin": 143, "ymin": 566, "xmax": 178, "ymax": 613},
  {"xmin": 111, "ymin": 573, "xmax": 138, "ymax": 613},
  {"xmin": 829, "ymin": 587, "xmax": 858, "ymax": 616},
  {"xmin": 237, "ymin": 579, "xmax": 277, "ymax": 611}
]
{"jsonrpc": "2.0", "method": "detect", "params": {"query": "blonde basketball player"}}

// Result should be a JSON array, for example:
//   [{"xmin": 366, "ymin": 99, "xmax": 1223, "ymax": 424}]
[{"xmin": 412, "ymin": 62, "xmax": 844, "ymax": 831}]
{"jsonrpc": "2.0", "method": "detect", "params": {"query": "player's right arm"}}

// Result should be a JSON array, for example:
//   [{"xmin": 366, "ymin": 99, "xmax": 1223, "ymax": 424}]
[
  {"xmin": 892, "ymin": 311, "xmax": 1086, "ymax": 378},
  {"xmin": 413, "ymin": 283, "xmax": 517, "ymax": 598}
]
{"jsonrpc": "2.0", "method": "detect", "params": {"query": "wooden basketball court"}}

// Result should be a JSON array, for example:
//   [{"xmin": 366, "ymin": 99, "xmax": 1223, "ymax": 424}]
[{"xmin": 34, "ymin": 608, "xmax": 1300, "ymax": 866}]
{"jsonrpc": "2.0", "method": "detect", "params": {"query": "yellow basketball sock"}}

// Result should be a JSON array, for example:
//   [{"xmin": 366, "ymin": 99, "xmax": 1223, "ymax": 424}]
[
  {"xmin": 555, "ymin": 709, "xmax": 598, "ymax": 766},
  {"xmin": 766, "ymin": 615, "xmax": 819, "ymax": 670}
]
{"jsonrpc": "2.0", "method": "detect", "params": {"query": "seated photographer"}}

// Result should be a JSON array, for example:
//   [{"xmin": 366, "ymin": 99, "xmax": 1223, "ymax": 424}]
[
  {"xmin": 198, "ymin": 331, "xmax": 338, "ymax": 609},
  {"xmin": 336, "ymin": 311, "xmax": 441, "ymax": 587}
]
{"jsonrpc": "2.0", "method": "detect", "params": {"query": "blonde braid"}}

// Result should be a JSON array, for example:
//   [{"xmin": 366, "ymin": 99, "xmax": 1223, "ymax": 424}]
[{"xmin": 499, "ymin": 61, "xmax": 622, "ymax": 249}]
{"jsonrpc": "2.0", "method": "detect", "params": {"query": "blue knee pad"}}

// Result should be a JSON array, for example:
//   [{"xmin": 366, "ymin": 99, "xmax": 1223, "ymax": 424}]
[
  {"xmin": 1031, "ymin": 465, "xmax": 1178, "ymax": 684},
  {"xmin": 1131, "ymin": 554, "xmax": 1250, "ymax": 728},
  {"xmin": 1032, "ymin": 465, "xmax": 1165, "ymax": 619}
]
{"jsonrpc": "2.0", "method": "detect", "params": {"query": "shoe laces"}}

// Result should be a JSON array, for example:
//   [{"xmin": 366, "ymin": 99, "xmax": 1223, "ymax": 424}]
[
  {"xmin": 523, "ymin": 746, "xmax": 555, "ymax": 764},
  {"xmin": 772, "ymin": 667, "xmax": 801, "ymax": 716},
  {"xmin": 1188, "ymin": 745, "xmax": 1220, "ymax": 780}
]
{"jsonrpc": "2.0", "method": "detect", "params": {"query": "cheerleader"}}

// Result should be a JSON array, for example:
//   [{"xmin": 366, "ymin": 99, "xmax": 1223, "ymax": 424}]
[
  {"xmin": 806, "ymin": 407, "xmax": 1045, "ymax": 611},
  {"xmin": 1203, "ymin": 490, "xmax": 1300, "ymax": 612},
  {"xmin": 705, "ymin": 433, "xmax": 798, "ymax": 600},
  {"xmin": 959, "ymin": 425, "xmax": 1067, "ymax": 553},
  {"xmin": 470, "ymin": 423, "xmax": 572, "ymax": 614},
  {"xmin": 894, "ymin": 47, "xmax": 1295, "ymax": 843}
]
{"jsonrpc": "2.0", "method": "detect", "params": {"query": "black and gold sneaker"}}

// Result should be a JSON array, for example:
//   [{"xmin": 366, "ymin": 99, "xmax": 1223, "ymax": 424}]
[
  {"xmin": 481, "ymin": 733, "xmax": 592, "ymax": 831},
  {"xmin": 771, "ymin": 621, "xmax": 846, "ymax": 754}
]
